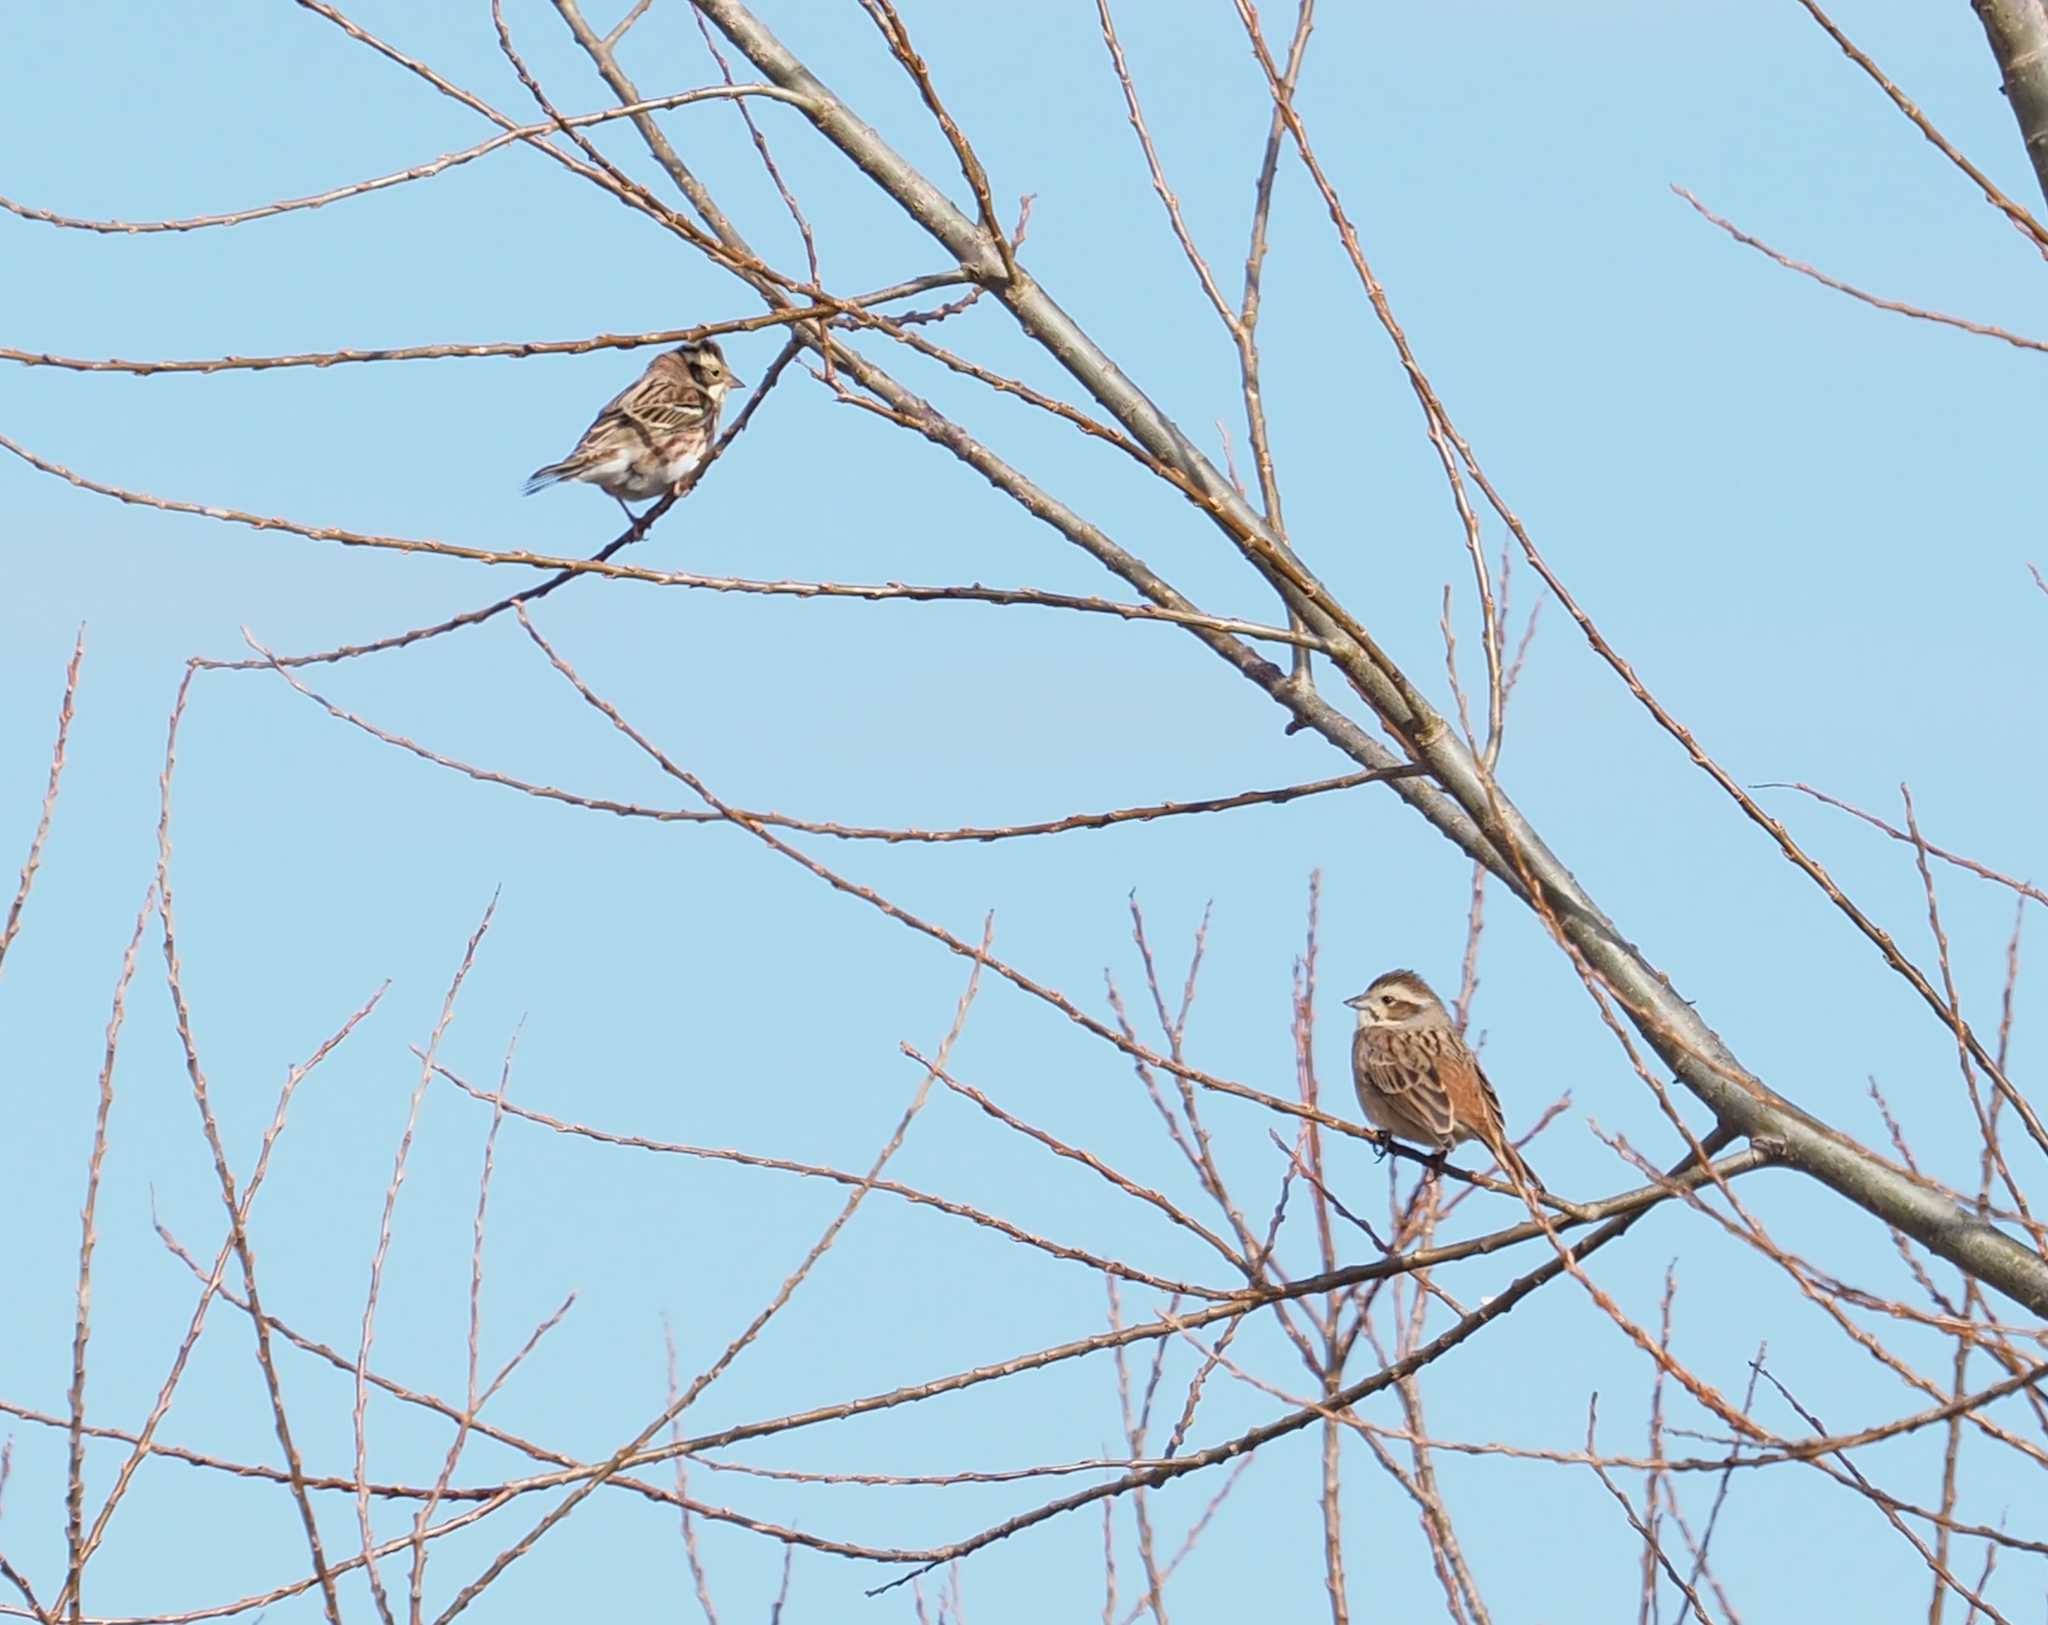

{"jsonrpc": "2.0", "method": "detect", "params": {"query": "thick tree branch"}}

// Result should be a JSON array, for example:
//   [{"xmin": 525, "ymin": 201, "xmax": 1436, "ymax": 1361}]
[
  {"xmin": 687, "ymin": 0, "xmax": 2048, "ymax": 1319},
  {"xmin": 1973, "ymin": 0, "xmax": 2048, "ymax": 209}
]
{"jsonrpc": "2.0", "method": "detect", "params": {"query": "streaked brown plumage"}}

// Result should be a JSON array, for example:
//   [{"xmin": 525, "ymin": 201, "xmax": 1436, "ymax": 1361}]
[
  {"xmin": 523, "ymin": 339, "xmax": 743, "ymax": 509},
  {"xmin": 1345, "ymin": 968, "xmax": 1544, "ymax": 1194}
]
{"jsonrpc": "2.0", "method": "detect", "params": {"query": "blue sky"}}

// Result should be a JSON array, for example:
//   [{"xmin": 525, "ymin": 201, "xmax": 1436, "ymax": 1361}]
[{"xmin": 4, "ymin": 2, "xmax": 2045, "ymax": 1621}]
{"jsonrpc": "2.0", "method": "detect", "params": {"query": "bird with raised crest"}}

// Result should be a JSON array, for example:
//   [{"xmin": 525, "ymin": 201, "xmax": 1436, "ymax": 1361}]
[
  {"xmin": 523, "ymin": 339, "xmax": 743, "ymax": 515},
  {"xmin": 1345, "ymin": 968, "xmax": 1545, "ymax": 1195}
]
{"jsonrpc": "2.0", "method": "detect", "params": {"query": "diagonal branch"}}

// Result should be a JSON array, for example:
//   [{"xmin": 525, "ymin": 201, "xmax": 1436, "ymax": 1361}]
[
  {"xmin": 0, "ymin": 629, "xmax": 84, "ymax": 980},
  {"xmin": 1971, "ymin": 0, "xmax": 2048, "ymax": 209},
  {"xmin": 1675, "ymin": 187, "xmax": 2048, "ymax": 353},
  {"xmin": 0, "ymin": 87, "xmax": 807, "ymax": 239},
  {"xmin": 63, "ymin": 878, "xmax": 157, "ymax": 1621},
  {"xmin": 427, "ymin": 925, "xmax": 991, "ymax": 1622},
  {"xmin": 866, "ymin": 1132, "xmax": 1736, "ymax": 1594},
  {"xmin": 1789, "ymin": 0, "xmax": 2048, "ymax": 251},
  {"xmin": 857, "ymin": 0, "xmax": 1015, "ymax": 280},
  {"xmin": 149, "ymin": 670, "xmax": 345, "ymax": 1625},
  {"xmin": 1, "ymin": 273, "xmax": 969, "ymax": 377},
  {"xmin": 686, "ymin": 0, "xmax": 2048, "ymax": 1320}
]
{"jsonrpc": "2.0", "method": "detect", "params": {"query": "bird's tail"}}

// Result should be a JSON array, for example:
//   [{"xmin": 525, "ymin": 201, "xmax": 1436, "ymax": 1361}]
[
  {"xmin": 522, "ymin": 461, "xmax": 573, "ymax": 495},
  {"xmin": 1493, "ymin": 1135, "xmax": 1547, "ymax": 1199}
]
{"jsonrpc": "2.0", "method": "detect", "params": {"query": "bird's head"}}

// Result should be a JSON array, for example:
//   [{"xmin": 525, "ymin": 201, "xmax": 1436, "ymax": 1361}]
[
  {"xmin": 1342, "ymin": 968, "xmax": 1446, "ymax": 1028},
  {"xmin": 683, "ymin": 338, "xmax": 744, "ymax": 398}
]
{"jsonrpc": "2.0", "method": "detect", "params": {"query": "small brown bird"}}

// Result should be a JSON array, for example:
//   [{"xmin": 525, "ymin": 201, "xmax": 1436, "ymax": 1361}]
[
  {"xmin": 1345, "ymin": 968, "xmax": 1545, "ymax": 1194},
  {"xmin": 523, "ymin": 339, "xmax": 743, "ymax": 512}
]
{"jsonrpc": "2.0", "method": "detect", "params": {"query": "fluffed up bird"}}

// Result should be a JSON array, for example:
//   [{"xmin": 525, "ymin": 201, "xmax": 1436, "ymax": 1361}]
[
  {"xmin": 523, "ymin": 339, "xmax": 743, "ymax": 513},
  {"xmin": 1345, "ymin": 968, "xmax": 1546, "ymax": 1195}
]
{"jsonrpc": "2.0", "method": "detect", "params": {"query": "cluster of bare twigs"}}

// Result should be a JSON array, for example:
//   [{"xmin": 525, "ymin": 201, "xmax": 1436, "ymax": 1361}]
[{"xmin": 3, "ymin": 0, "xmax": 2047, "ymax": 1621}]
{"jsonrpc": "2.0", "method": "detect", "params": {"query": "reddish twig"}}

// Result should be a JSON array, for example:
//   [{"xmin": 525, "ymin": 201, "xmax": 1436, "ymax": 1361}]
[
  {"xmin": 147, "ymin": 669, "xmax": 344, "ymax": 1625},
  {"xmin": 426, "ymin": 1053, "xmax": 1226, "ymax": 1299},
  {"xmin": 0, "ymin": 629, "xmax": 84, "ymax": 979},
  {"xmin": 409, "ymin": 1027, "xmax": 523, "ymax": 1625},
  {"xmin": 0, "ymin": 88, "xmax": 803, "ymax": 240},
  {"xmin": 855, "ymin": 0, "xmax": 1015, "ymax": 280},
  {"xmin": 242, "ymin": 650, "xmax": 1421, "ymax": 839},
  {"xmin": 427, "ymin": 921, "xmax": 993, "ymax": 1620},
  {"xmin": 665, "ymin": 1328, "xmax": 721, "ymax": 1625},
  {"xmin": 1584, "ymin": 1398, "xmax": 1714, "ymax": 1625},
  {"xmin": 1, "ymin": 276, "xmax": 967, "ymax": 378},
  {"xmin": 866, "ymin": 1139, "xmax": 1723, "ymax": 1595},
  {"xmin": 1787, "ymin": 0, "xmax": 2048, "ymax": 255},
  {"xmin": 355, "ymin": 900, "xmax": 498, "ymax": 1625},
  {"xmin": 1757, "ymin": 781, "xmax": 2047, "ymax": 909},
  {"xmin": 1676, "ymin": 187, "xmax": 2048, "ymax": 353},
  {"xmin": 62, "ymin": 878, "xmax": 158, "ymax": 1619},
  {"xmin": 693, "ymin": 6, "xmax": 820, "ymax": 286}
]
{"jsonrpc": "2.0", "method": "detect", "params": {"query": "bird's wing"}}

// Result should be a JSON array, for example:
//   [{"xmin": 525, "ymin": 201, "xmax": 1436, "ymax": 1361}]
[
  {"xmin": 614, "ymin": 369, "xmax": 713, "ymax": 437},
  {"xmin": 1358, "ymin": 1030, "xmax": 1458, "ymax": 1141},
  {"xmin": 553, "ymin": 368, "xmax": 711, "ymax": 466},
  {"xmin": 1456, "ymin": 1052, "xmax": 1513, "ymax": 1145}
]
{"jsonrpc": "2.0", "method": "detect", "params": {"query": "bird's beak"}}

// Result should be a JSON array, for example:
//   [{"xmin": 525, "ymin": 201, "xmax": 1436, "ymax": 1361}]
[
  {"xmin": 1342, "ymin": 994, "xmax": 1367, "ymax": 1010},
  {"xmin": 729, "ymin": 375, "xmax": 748, "ymax": 391}
]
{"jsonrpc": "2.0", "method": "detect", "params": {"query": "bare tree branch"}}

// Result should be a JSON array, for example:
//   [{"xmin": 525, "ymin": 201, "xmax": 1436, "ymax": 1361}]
[{"xmin": 1971, "ymin": 0, "xmax": 2048, "ymax": 209}]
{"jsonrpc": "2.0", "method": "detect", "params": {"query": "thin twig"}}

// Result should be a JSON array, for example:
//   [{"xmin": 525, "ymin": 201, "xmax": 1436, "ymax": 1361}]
[
  {"xmin": 150, "ymin": 668, "xmax": 345, "ymax": 1625},
  {"xmin": 1788, "ymin": 0, "xmax": 2048, "ymax": 254},
  {"xmin": 1675, "ymin": 188, "xmax": 2048, "ymax": 353},
  {"xmin": 0, "ymin": 629, "xmax": 84, "ymax": 979},
  {"xmin": 63, "ymin": 879, "xmax": 158, "ymax": 1621},
  {"xmin": 1584, "ymin": 1398, "xmax": 1714, "ymax": 1625}
]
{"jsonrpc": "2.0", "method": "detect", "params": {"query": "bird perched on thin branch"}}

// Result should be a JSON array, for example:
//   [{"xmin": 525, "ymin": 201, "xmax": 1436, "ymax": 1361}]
[
  {"xmin": 523, "ymin": 339, "xmax": 744, "ymax": 513},
  {"xmin": 1345, "ymin": 968, "xmax": 1545, "ymax": 1195}
]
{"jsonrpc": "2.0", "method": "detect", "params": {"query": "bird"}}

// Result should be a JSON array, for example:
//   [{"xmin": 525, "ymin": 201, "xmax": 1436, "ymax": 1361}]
[
  {"xmin": 523, "ymin": 339, "xmax": 744, "ymax": 514},
  {"xmin": 1344, "ymin": 968, "xmax": 1545, "ymax": 1195}
]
